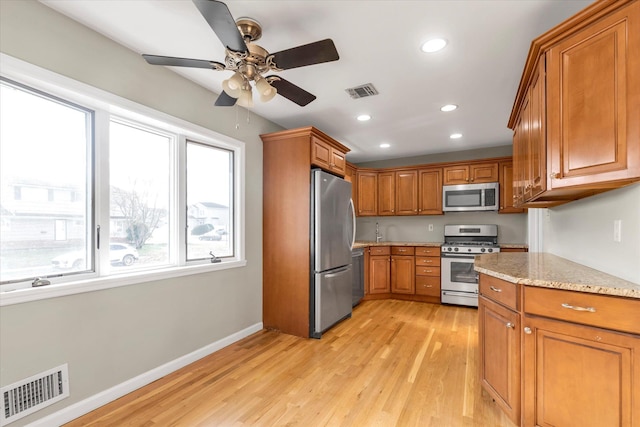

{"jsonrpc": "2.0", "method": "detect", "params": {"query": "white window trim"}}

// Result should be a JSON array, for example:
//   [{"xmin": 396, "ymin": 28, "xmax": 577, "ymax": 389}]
[{"xmin": 0, "ymin": 53, "xmax": 246, "ymax": 306}]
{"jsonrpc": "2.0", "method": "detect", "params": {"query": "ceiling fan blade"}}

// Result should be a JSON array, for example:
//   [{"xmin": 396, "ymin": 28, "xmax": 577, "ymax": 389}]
[
  {"xmin": 270, "ymin": 39, "xmax": 339, "ymax": 70},
  {"xmin": 214, "ymin": 91, "xmax": 238, "ymax": 107},
  {"xmin": 267, "ymin": 77, "xmax": 317, "ymax": 106},
  {"xmin": 142, "ymin": 54, "xmax": 225, "ymax": 70},
  {"xmin": 192, "ymin": 0, "xmax": 248, "ymax": 54}
]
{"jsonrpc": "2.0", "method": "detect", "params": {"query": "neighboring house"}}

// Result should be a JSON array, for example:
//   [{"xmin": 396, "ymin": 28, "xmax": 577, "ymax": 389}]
[
  {"xmin": 187, "ymin": 201, "xmax": 230, "ymax": 233},
  {"xmin": 0, "ymin": 178, "xmax": 85, "ymax": 244}
]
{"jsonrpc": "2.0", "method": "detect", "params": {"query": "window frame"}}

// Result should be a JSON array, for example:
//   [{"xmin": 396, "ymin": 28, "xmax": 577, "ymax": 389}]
[{"xmin": 0, "ymin": 53, "xmax": 246, "ymax": 306}]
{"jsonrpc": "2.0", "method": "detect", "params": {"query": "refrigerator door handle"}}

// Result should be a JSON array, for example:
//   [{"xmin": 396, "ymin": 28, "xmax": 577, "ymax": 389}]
[
  {"xmin": 323, "ymin": 265, "xmax": 352, "ymax": 278},
  {"xmin": 349, "ymin": 198, "xmax": 356, "ymax": 250}
]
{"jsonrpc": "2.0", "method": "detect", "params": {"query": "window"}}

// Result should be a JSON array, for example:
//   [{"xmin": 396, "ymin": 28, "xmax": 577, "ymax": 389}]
[
  {"xmin": 0, "ymin": 79, "xmax": 93, "ymax": 282},
  {"xmin": 0, "ymin": 61, "xmax": 245, "ymax": 296},
  {"xmin": 186, "ymin": 141, "xmax": 234, "ymax": 261},
  {"xmin": 109, "ymin": 120, "xmax": 173, "ymax": 272}
]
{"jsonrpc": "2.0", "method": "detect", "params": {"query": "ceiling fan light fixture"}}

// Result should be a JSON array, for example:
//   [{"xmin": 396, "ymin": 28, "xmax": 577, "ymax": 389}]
[
  {"xmin": 237, "ymin": 86, "xmax": 254, "ymax": 108},
  {"xmin": 255, "ymin": 76, "xmax": 277, "ymax": 102},
  {"xmin": 223, "ymin": 71, "xmax": 244, "ymax": 98}
]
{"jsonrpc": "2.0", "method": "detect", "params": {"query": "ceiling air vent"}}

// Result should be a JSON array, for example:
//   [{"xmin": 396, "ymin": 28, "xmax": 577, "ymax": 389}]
[{"xmin": 345, "ymin": 83, "xmax": 379, "ymax": 99}]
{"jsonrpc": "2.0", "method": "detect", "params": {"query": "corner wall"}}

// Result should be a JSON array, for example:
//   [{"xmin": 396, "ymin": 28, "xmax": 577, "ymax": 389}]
[{"xmin": 543, "ymin": 183, "xmax": 640, "ymax": 283}]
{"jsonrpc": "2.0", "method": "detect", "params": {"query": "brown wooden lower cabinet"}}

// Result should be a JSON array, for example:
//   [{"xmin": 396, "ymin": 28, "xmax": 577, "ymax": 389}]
[
  {"xmin": 365, "ymin": 245, "xmax": 441, "ymax": 303},
  {"xmin": 478, "ymin": 295, "xmax": 520, "ymax": 425},
  {"xmin": 479, "ymin": 273, "xmax": 640, "ymax": 426},
  {"xmin": 522, "ymin": 315, "xmax": 640, "ymax": 427}
]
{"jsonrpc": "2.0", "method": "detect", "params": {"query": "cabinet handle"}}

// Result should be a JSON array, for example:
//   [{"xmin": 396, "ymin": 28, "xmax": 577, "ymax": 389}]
[
  {"xmin": 524, "ymin": 327, "xmax": 532, "ymax": 334},
  {"xmin": 489, "ymin": 286, "xmax": 502, "ymax": 293},
  {"xmin": 423, "ymin": 284, "xmax": 433, "ymax": 288},
  {"xmin": 561, "ymin": 303, "xmax": 596, "ymax": 313},
  {"xmin": 549, "ymin": 172, "xmax": 560, "ymax": 179},
  {"xmin": 506, "ymin": 322, "xmax": 515, "ymax": 329}
]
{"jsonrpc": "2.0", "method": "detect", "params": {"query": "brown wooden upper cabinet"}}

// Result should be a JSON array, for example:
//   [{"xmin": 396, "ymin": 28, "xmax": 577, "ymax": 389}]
[
  {"xmin": 509, "ymin": 0, "xmax": 640, "ymax": 208},
  {"xmin": 395, "ymin": 170, "xmax": 419, "ymax": 215},
  {"xmin": 498, "ymin": 161, "xmax": 525, "ymax": 214},
  {"xmin": 418, "ymin": 168, "xmax": 443, "ymax": 215},
  {"xmin": 377, "ymin": 171, "xmax": 395, "ymax": 216},
  {"xmin": 356, "ymin": 170, "xmax": 377, "ymax": 216},
  {"xmin": 311, "ymin": 134, "xmax": 347, "ymax": 176},
  {"xmin": 443, "ymin": 162, "xmax": 498, "ymax": 185}
]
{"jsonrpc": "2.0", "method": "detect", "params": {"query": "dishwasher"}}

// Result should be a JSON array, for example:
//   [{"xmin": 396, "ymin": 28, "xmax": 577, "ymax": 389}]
[{"xmin": 351, "ymin": 248, "xmax": 365, "ymax": 306}]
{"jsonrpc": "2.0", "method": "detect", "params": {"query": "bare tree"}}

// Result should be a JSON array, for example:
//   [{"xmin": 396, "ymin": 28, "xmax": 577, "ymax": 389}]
[{"xmin": 111, "ymin": 185, "xmax": 165, "ymax": 249}]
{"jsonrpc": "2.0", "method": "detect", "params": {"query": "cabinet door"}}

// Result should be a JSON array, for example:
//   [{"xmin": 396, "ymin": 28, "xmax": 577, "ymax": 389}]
[
  {"xmin": 391, "ymin": 255, "xmax": 415, "ymax": 294},
  {"xmin": 469, "ymin": 162, "xmax": 498, "ymax": 183},
  {"xmin": 395, "ymin": 170, "xmax": 418, "ymax": 215},
  {"xmin": 528, "ymin": 58, "xmax": 546, "ymax": 200},
  {"xmin": 356, "ymin": 172, "xmax": 377, "ymax": 216},
  {"xmin": 418, "ymin": 168, "xmax": 443, "ymax": 215},
  {"xmin": 330, "ymin": 148, "xmax": 346, "ymax": 175},
  {"xmin": 311, "ymin": 136, "xmax": 332, "ymax": 171},
  {"xmin": 547, "ymin": 1, "xmax": 640, "ymax": 188},
  {"xmin": 522, "ymin": 315, "xmax": 640, "ymax": 427},
  {"xmin": 512, "ymin": 111, "xmax": 527, "ymax": 207},
  {"xmin": 443, "ymin": 165, "xmax": 469, "ymax": 184},
  {"xmin": 499, "ymin": 161, "xmax": 524, "ymax": 213},
  {"xmin": 479, "ymin": 296, "xmax": 520, "ymax": 425},
  {"xmin": 369, "ymin": 255, "xmax": 390, "ymax": 294},
  {"xmin": 377, "ymin": 172, "xmax": 395, "ymax": 215}
]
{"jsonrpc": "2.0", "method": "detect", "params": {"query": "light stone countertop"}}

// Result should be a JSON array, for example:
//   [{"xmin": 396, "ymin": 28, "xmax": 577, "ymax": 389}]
[
  {"xmin": 353, "ymin": 241, "xmax": 442, "ymax": 248},
  {"xmin": 474, "ymin": 252, "xmax": 640, "ymax": 299}
]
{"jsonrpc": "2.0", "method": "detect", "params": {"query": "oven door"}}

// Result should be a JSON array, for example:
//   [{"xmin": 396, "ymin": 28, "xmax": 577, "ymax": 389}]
[{"xmin": 441, "ymin": 253, "xmax": 478, "ymax": 293}]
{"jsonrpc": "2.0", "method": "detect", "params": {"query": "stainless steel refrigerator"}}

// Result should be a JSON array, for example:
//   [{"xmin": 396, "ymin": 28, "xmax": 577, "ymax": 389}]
[{"xmin": 310, "ymin": 169, "xmax": 355, "ymax": 338}]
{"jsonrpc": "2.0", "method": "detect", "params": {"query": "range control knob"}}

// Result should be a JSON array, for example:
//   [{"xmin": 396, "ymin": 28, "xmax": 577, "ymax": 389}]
[
  {"xmin": 454, "ymin": 247, "xmax": 459, "ymax": 252},
  {"xmin": 481, "ymin": 248, "xmax": 486, "ymax": 253},
  {"xmin": 488, "ymin": 248, "xmax": 493, "ymax": 253},
  {"xmin": 467, "ymin": 248, "xmax": 472, "ymax": 252},
  {"xmin": 448, "ymin": 247, "xmax": 452, "ymax": 252}
]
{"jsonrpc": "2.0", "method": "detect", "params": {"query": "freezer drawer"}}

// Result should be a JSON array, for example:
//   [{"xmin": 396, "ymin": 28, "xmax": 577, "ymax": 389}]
[{"xmin": 313, "ymin": 265, "xmax": 352, "ymax": 336}]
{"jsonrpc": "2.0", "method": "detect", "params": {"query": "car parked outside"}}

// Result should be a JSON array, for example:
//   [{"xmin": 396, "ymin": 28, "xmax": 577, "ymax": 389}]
[{"xmin": 51, "ymin": 244, "xmax": 139, "ymax": 269}]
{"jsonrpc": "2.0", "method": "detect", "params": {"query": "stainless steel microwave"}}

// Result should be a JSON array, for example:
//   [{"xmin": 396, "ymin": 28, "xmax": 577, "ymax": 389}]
[{"xmin": 442, "ymin": 182, "xmax": 499, "ymax": 212}]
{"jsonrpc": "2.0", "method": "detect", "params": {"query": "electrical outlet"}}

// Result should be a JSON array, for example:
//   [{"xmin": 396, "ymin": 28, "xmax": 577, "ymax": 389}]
[
  {"xmin": 613, "ymin": 219, "xmax": 622, "ymax": 242},
  {"xmin": 428, "ymin": 224, "xmax": 434, "ymax": 232}
]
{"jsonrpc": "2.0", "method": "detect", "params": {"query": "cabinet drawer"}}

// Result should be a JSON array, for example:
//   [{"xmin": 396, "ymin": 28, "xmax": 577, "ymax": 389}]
[
  {"xmin": 416, "ymin": 266, "xmax": 440, "ymax": 277},
  {"xmin": 479, "ymin": 275, "xmax": 518, "ymax": 310},
  {"xmin": 415, "ymin": 246, "xmax": 441, "ymax": 256},
  {"xmin": 392, "ymin": 246, "xmax": 415, "ymax": 255},
  {"xmin": 524, "ymin": 286, "xmax": 640, "ymax": 335},
  {"xmin": 369, "ymin": 246, "xmax": 390, "ymax": 255},
  {"xmin": 415, "ymin": 256, "xmax": 441, "ymax": 267},
  {"xmin": 416, "ymin": 276, "xmax": 440, "ymax": 297}
]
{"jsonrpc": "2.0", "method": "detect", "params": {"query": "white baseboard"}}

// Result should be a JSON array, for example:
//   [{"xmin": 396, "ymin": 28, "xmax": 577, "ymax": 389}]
[{"xmin": 27, "ymin": 323, "xmax": 263, "ymax": 427}]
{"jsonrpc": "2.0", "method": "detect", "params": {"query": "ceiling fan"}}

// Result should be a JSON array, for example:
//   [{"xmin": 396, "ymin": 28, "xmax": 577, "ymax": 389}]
[{"xmin": 142, "ymin": 0, "xmax": 340, "ymax": 107}]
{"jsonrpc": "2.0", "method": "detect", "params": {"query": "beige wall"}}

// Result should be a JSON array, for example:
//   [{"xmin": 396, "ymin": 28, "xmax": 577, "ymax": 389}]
[
  {"xmin": 543, "ymin": 183, "xmax": 640, "ymax": 284},
  {"xmin": 0, "ymin": 1, "xmax": 282, "ymax": 425}
]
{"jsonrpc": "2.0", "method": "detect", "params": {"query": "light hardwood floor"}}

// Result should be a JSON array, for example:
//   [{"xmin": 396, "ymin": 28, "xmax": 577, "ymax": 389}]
[{"xmin": 65, "ymin": 300, "xmax": 517, "ymax": 426}]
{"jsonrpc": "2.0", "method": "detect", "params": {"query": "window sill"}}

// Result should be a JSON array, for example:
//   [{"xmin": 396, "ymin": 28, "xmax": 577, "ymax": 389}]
[{"xmin": 0, "ymin": 260, "xmax": 247, "ymax": 307}]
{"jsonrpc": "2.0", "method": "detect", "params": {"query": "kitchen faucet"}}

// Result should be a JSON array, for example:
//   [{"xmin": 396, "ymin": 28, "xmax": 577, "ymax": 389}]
[{"xmin": 376, "ymin": 222, "xmax": 383, "ymax": 243}]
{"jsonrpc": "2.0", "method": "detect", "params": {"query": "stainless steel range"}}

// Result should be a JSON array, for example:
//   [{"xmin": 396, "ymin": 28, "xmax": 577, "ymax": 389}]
[{"xmin": 441, "ymin": 224, "xmax": 500, "ymax": 307}]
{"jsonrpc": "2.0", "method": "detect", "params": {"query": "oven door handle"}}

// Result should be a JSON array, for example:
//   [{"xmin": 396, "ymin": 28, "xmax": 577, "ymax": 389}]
[{"xmin": 441, "ymin": 253, "xmax": 476, "ymax": 260}]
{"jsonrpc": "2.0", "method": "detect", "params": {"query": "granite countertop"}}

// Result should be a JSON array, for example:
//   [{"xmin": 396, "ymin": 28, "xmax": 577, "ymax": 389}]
[
  {"xmin": 499, "ymin": 243, "xmax": 529, "ymax": 249},
  {"xmin": 474, "ymin": 252, "xmax": 640, "ymax": 299},
  {"xmin": 354, "ymin": 241, "xmax": 442, "ymax": 248}
]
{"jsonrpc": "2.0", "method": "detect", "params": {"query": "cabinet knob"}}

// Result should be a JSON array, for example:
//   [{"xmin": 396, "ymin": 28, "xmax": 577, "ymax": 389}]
[
  {"xmin": 524, "ymin": 327, "xmax": 532, "ymax": 334},
  {"xmin": 506, "ymin": 322, "xmax": 515, "ymax": 329},
  {"xmin": 549, "ymin": 172, "xmax": 560, "ymax": 179}
]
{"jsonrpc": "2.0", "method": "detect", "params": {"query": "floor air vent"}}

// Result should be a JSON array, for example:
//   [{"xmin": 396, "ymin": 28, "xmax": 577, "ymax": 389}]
[
  {"xmin": 345, "ymin": 83, "xmax": 379, "ymax": 99},
  {"xmin": 1, "ymin": 364, "xmax": 69, "ymax": 426}
]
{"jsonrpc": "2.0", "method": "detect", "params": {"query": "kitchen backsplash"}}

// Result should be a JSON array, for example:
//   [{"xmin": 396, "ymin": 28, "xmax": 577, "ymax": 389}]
[{"xmin": 356, "ymin": 212, "xmax": 528, "ymax": 244}]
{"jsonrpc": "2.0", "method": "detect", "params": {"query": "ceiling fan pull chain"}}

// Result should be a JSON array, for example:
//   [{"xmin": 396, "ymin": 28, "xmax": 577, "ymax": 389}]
[
  {"xmin": 235, "ymin": 106, "xmax": 240, "ymax": 130},
  {"xmin": 246, "ymin": 109, "xmax": 251, "ymax": 125}
]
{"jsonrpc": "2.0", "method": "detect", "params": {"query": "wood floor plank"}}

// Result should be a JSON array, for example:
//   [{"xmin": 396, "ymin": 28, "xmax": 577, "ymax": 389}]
[{"xmin": 64, "ymin": 300, "xmax": 517, "ymax": 427}]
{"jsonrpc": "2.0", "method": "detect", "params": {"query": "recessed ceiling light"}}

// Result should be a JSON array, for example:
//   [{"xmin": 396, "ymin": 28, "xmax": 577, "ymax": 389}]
[
  {"xmin": 450, "ymin": 133, "xmax": 463, "ymax": 139},
  {"xmin": 380, "ymin": 143, "xmax": 391, "ymax": 148},
  {"xmin": 440, "ymin": 104, "xmax": 458, "ymax": 112},
  {"xmin": 357, "ymin": 114, "xmax": 371, "ymax": 121},
  {"xmin": 421, "ymin": 38, "xmax": 447, "ymax": 53}
]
